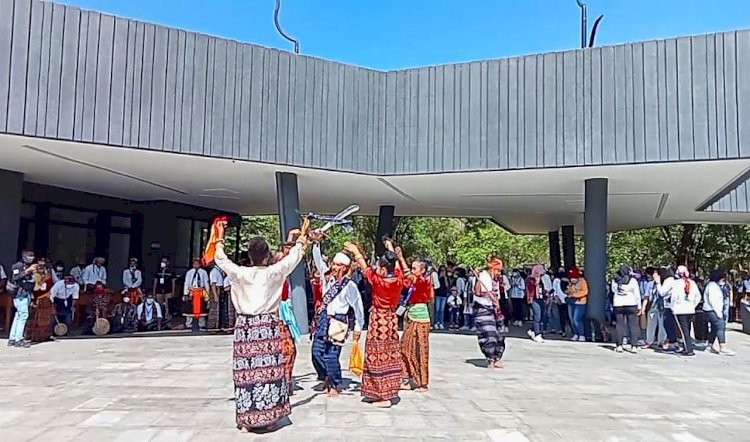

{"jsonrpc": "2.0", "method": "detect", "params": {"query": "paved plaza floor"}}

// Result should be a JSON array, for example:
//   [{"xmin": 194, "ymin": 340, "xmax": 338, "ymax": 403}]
[{"xmin": 1, "ymin": 326, "xmax": 749, "ymax": 442}]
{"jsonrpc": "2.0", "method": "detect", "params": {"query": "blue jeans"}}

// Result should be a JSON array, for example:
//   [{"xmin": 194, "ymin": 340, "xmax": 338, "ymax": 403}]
[
  {"xmin": 705, "ymin": 310, "xmax": 726, "ymax": 345},
  {"xmin": 434, "ymin": 296, "xmax": 447, "ymax": 326},
  {"xmin": 449, "ymin": 308, "xmax": 461, "ymax": 326},
  {"xmin": 530, "ymin": 300, "xmax": 546, "ymax": 335},
  {"xmin": 463, "ymin": 313, "xmax": 474, "ymax": 328},
  {"xmin": 571, "ymin": 304, "xmax": 586, "ymax": 337},
  {"xmin": 10, "ymin": 296, "xmax": 31, "ymax": 342},
  {"xmin": 547, "ymin": 302, "xmax": 560, "ymax": 332}
]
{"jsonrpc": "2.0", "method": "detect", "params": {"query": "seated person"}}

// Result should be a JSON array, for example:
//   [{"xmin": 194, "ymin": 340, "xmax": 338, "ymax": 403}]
[
  {"xmin": 136, "ymin": 292, "xmax": 167, "ymax": 331},
  {"xmin": 111, "ymin": 292, "xmax": 137, "ymax": 333},
  {"xmin": 83, "ymin": 282, "xmax": 113, "ymax": 335},
  {"xmin": 49, "ymin": 275, "xmax": 80, "ymax": 329}
]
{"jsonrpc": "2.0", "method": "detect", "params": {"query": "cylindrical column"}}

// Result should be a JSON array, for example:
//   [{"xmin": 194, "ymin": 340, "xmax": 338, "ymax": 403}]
[
  {"xmin": 584, "ymin": 178, "xmax": 608, "ymax": 323},
  {"xmin": 562, "ymin": 225, "xmax": 576, "ymax": 270},
  {"xmin": 548, "ymin": 230, "xmax": 561, "ymax": 271},
  {"xmin": 375, "ymin": 205, "xmax": 395, "ymax": 258},
  {"xmin": 275, "ymin": 172, "xmax": 309, "ymax": 334}
]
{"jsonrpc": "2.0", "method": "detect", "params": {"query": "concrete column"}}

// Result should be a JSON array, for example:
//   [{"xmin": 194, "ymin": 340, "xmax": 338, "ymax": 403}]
[
  {"xmin": 548, "ymin": 230, "xmax": 561, "ymax": 271},
  {"xmin": 0, "ymin": 170, "xmax": 23, "ymax": 271},
  {"xmin": 375, "ymin": 205, "xmax": 395, "ymax": 258},
  {"xmin": 275, "ymin": 172, "xmax": 309, "ymax": 334},
  {"xmin": 584, "ymin": 178, "xmax": 608, "ymax": 323},
  {"xmin": 562, "ymin": 225, "xmax": 576, "ymax": 270}
]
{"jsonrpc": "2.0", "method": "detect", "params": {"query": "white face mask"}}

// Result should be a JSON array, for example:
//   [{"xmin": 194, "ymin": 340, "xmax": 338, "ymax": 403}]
[
  {"xmin": 160, "ymin": 262, "xmax": 167, "ymax": 268},
  {"xmin": 146, "ymin": 298, "xmax": 155, "ymax": 305},
  {"xmin": 130, "ymin": 265, "xmax": 136, "ymax": 270},
  {"xmin": 56, "ymin": 267, "xmax": 63, "ymax": 272},
  {"xmin": 123, "ymin": 297, "xmax": 130, "ymax": 303}
]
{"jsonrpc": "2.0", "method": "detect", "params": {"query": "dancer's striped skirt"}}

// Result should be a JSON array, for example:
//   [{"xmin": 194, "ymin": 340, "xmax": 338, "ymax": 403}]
[
  {"xmin": 474, "ymin": 303, "xmax": 506, "ymax": 363},
  {"xmin": 233, "ymin": 313, "xmax": 289, "ymax": 429},
  {"xmin": 361, "ymin": 307, "xmax": 402, "ymax": 401},
  {"xmin": 400, "ymin": 320, "xmax": 430, "ymax": 388}
]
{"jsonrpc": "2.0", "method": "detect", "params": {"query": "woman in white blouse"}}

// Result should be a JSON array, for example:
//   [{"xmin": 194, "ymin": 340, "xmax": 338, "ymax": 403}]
[
  {"xmin": 703, "ymin": 270, "xmax": 735, "ymax": 356},
  {"xmin": 610, "ymin": 265, "xmax": 642, "ymax": 353}
]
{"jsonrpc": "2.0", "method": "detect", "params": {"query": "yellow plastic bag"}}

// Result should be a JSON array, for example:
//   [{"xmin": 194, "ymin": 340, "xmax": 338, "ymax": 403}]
[{"xmin": 348, "ymin": 340, "xmax": 363, "ymax": 377}]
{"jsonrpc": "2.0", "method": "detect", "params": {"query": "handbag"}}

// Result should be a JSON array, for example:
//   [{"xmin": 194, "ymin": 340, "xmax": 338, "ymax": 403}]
[{"xmin": 327, "ymin": 317, "xmax": 349, "ymax": 346}]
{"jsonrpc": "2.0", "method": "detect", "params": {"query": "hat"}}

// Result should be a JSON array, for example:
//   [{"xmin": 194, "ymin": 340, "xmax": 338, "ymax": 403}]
[
  {"xmin": 567, "ymin": 266, "xmax": 582, "ymax": 279},
  {"xmin": 332, "ymin": 252, "xmax": 351, "ymax": 266}
]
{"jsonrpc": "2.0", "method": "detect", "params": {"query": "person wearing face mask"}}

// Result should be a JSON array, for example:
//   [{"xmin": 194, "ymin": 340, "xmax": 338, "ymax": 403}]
[
  {"xmin": 182, "ymin": 258, "xmax": 210, "ymax": 330},
  {"xmin": 121, "ymin": 258, "xmax": 143, "ymax": 305},
  {"xmin": 69, "ymin": 257, "xmax": 87, "ymax": 286},
  {"xmin": 49, "ymin": 275, "xmax": 80, "ymax": 334},
  {"xmin": 111, "ymin": 292, "xmax": 137, "ymax": 333},
  {"xmin": 51, "ymin": 261, "xmax": 65, "ymax": 284},
  {"xmin": 509, "ymin": 269, "xmax": 526, "ymax": 327},
  {"xmin": 137, "ymin": 293, "xmax": 166, "ymax": 331},
  {"xmin": 703, "ymin": 270, "xmax": 735, "ymax": 356},
  {"xmin": 6, "ymin": 250, "xmax": 39, "ymax": 348},
  {"xmin": 153, "ymin": 257, "xmax": 176, "ymax": 317},
  {"xmin": 26, "ymin": 257, "xmax": 56, "ymax": 343},
  {"xmin": 82, "ymin": 257, "xmax": 108, "ymax": 292},
  {"xmin": 83, "ymin": 282, "xmax": 114, "ymax": 335}
]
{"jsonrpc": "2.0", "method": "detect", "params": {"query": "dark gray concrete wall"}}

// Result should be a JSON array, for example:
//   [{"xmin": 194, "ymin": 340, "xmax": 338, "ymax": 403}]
[
  {"xmin": 0, "ymin": 170, "xmax": 23, "ymax": 271},
  {"xmin": 2, "ymin": 0, "xmax": 749, "ymax": 175}
]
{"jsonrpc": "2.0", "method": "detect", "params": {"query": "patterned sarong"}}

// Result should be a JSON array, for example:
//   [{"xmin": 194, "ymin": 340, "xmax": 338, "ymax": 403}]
[
  {"xmin": 474, "ymin": 303, "xmax": 505, "ymax": 363},
  {"xmin": 208, "ymin": 290, "xmax": 233, "ymax": 332},
  {"xmin": 279, "ymin": 322, "xmax": 297, "ymax": 395},
  {"xmin": 361, "ymin": 307, "xmax": 402, "ymax": 401},
  {"xmin": 400, "ymin": 318, "xmax": 430, "ymax": 388},
  {"xmin": 233, "ymin": 313, "xmax": 289, "ymax": 430}
]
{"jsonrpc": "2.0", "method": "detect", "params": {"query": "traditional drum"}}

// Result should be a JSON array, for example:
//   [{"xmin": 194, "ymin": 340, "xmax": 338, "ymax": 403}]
[
  {"xmin": 183, "ymin": 287, "xmax": 209, "ymax": 318},
  {"xmin": 93, "ymin": 317, "xmax": 111, "ymax": 336}
]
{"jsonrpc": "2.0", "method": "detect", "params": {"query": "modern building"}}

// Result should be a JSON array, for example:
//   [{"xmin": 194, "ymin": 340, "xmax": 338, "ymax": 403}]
[{"xmin": 2, "ymin": 0, "xmax": 749, "ymax": 331}]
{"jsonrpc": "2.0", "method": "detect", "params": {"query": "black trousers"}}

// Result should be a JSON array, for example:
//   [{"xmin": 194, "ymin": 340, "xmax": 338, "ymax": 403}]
[
  {"xmin": 511, "ymin": 298, "xmax": 525, "ymax": 321},
  {"xmin": 613, "ymin": 306, "xmax": 640, "ymax": 347},
  {"xmin": 676, "ymin": 314, "xmax": 695, "ymax": 354},
  {"xmin": 557, "ymin": 303, "xmax": 568, "ymax": 334},
  {"xmin": 499, "ymin": 298, "xmax": 511, "ymax": 327}
]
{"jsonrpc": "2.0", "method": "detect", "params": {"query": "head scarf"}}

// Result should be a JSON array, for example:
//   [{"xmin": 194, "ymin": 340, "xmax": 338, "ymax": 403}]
[
  {"xmin": 531, "ymin": 264, "xmax": 546, "ymax": 279},
  {"xmin": 615, "ymin": 265, "xmax": 632, "ymax": 285},
  {"xmin": 676, "ymin": 265, "xmax": 691, "ymax": 295},
  {"xmin": 333, "ymin": 252, "xmax": 351, "ymax": 266}
]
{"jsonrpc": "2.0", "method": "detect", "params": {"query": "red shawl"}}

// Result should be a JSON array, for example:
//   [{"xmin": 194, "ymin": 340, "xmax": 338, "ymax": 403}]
[{"xmin": 202, "ymin": 215, "xmax": 230, "ymax": 266}]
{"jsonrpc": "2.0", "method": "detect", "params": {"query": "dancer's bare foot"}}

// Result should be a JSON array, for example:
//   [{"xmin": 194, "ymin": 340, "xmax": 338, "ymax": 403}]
[
  {"xmin": 372, "ymin": 400, "xmax": 392, "ymax": 408},
  {"xmin": 493, "ymin": 361, "xmax": 504, "ymax": 369},
  {"xmin": 328, "ymin": 388, "xmax": 340, "ymax": 398}
]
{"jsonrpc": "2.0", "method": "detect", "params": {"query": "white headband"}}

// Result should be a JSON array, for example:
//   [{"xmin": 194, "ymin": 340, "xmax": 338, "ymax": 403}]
[{"xmin": 332, "ymin": 252, "xmax": 351, "ymax": 266}]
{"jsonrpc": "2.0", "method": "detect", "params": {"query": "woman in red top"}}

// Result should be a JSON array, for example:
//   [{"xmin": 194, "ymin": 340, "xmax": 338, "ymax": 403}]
[
  {"xmin": 399, "ymin": 251, "xmax": 433, "ymax": 392},
  {"xmin": 346, "ymin": 239, "xmax": 404, "ymax": 408}
]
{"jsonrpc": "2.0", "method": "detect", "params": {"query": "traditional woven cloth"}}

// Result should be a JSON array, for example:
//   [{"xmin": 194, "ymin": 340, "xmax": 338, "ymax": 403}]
[
  {"xmin": 400, "ymin": 319, "xmax": 430, "ymax": 388},
  {"xmin": 26, "ymin": 296, "xmax": 55, "ymax": 342},
  {"xmin": 207, "ymin": 289, "xmax": 233, "ymax": 331},
  {"xmin": 279, "ymin": 322, "xmax": 297, "ymax": 396},
  {"xmin": 474, "ymin": 303, "xmax": 506, "ymax": 363},
  {"xmin": 233, "ymin": 313, "xmax": 290, "ymax": 430},
  {"xmin": 361, "ymin": 307, "xmax": 402, "ymax": 401}
]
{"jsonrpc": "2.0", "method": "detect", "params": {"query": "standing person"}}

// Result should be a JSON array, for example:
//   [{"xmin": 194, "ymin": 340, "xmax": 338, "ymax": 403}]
[
  {"xmin": 611, "ymin": 265, "xmax": 642, "ymax": 353},
  {"xmin": 153, "ymin": 257, "xmax": 176, "ymax": 318},
  {"xmin": 433, "ymin": 266, "xmax": 449, "ymax": 329},
  {"xmin": 551, "ymin": 269, "xmax": 568, "ymax": 337},
  {"xmin": 182, "ymin": 258, "xmax": 210, "ymax": 330},
  {"xmin": 121, "ymin": 258, "xmax": 143, "ymax": 305},
  {"xmin": 566, "ymin": 266, "xmax": 588, "ymax": 342},
  {"xmin": 703, "ymin": 270, "xmax": 735, "ymax": 356},
  {"xmin": 473, "ymin": 256, "xmax": 507, "ymax": 368},
  {"xmin": 526, "ymin": 265, "xmax": 551, "ymax": 343},
  {"xmin": 399, "ymin": 255, "xmax": 433, "ymax": 392},
  {"xmin": 642, "ymin": 267, "xmax": 666, "ymax": 349},
  {"xmin": 347, "ymin": 240, "xmax": 404, "ymax": 408},
  {"xmin": 207, "ymin": 264, "xmax": 227, "ymax": 332},
  {"xmin": 455, "ymin": 268, "xmax": 472, "ymax": 330},
  {"xmin": 654, "ymin": 267, "xmax": 679, "ymax": 353},
  {"xmin": 212, "ymin": 219, "xmax": 311, "ymax": 433},
  {"xmin": 671, "ymin": 265, "xmax": 701, "ymax": 357},
  {"xmin": 447, "ymin": 287, "xmax": 463, "ymax": 330},
  {"xmin": 26, "ymin": 258, "xmax": 55, "ymax": 343},
  {"xmin": 69, "ymin": 258, "xmax": 86, "ymax": 286},
  {"xmin": 311, "ymin": 240, "xmax": 365, "ymax": 397},
  {"xmin": 509, "ymin": 269, "xmax": 526, "ymax": 327},
  {"xmin": 7, "ymin": 250, "xmax": 38, "ymax": 348},
  {"xmin": 82, "ymin": 257, "xmax": 107, "ymax": 291}
]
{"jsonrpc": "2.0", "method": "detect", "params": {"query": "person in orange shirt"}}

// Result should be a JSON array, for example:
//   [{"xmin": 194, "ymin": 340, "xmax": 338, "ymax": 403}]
[{"xmin": 566, "ymin": 266, "xmax": 588, "ymax": 342}]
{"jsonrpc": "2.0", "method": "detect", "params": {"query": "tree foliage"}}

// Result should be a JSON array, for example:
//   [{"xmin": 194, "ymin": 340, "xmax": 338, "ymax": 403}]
[{"xmin": 231, "ymin": 215, "xmax": 750, "ymax": 276}]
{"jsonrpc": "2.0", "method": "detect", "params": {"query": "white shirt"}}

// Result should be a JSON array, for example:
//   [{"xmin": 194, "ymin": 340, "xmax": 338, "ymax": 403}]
[
  {"xmin": 137, "ymin": 301, "xmax": 163, "ymax": 323},
  {"xmin": 70, "ymin": 266, "xmax": 85, "ymax": 285},
  {"xmin": 474, "ymin": 270, "xmax": 496, "ymax": 307},
  {"xmin": 209, "ymin": 267, "xmax": 224, "ymax": 287},
  {"xmin": 671, "ymin": 277, "xmax": 701, "ymax": 315},
  {"xmin": 611, "ymin": 278, "xmax": 642, "ymax": 308},
  {"xmin": 702, "ymin": 281, "xmax": 724, "ymax": 319},
  {"xmin": 430, "ymin": 271, "xmax": 440, "ymax": 290},
  {"xmin": 0, "ymin": 265, "xmax": 6, "ymax": 280},
  {"xmin": 122, "ymin": 268, "xmax": 143, "ymax": 289},
  {"xmin": 509, "ymin": 276, "xmax": 526, "ymax": 299},
  {"xmin": 742, "ymin": 279, "xmax": 750, "ymax": 293},
  {"xmin": 50, "ymin": 280, "xmax": 80, "ymax": 300},
  {"xmin": 183, "ymin": 268, "xmax": 210, "ymax": 295},
  {"xmin": 552, "ymin": 278, "xmax": 567, "ymax": 302},
  {"xmin": 215, "ymin": 242, "xmax": 303, "ymax": 316},
  {"xmin": 223, "ymin": 275, "xmax": 231, "ymax": 291},
  {"xmin": 656, "ymin": 277, "xmax": 675, "ymax": 309},
  {"xmin": 311, "ymin": 244, "xmax": 365, "ymax": 331},
  {"xmin": 82, "ymin": 264, "xmax": 107, "ymax": 286}
]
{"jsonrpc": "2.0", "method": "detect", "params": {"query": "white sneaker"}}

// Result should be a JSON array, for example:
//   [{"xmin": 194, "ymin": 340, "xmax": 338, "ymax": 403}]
[
  {"xmin": 629, "ymin": 346, "xmax": 638, "ymax": 354},
  {"xmin": 527, "ymin": 330, "xmax": 536, "ymax": 339},
  {"xmin": 615, "ymin": 346, "xmax": 624, "ymax": 353},
  {"xmin": 533, "ymin": 335, "xmax": 545, "ymax": 343},
  {"xmin": 470, "ymin": 327, "xmax": 477, "ymax": 332},
  {"xmin": 571, "ymin": 335, "xmax": 579, "ymax": 341},
  {"xmin": 720, "ymin": 349, "xmax": 736, "ymax": 356},
  {"xmin": 577, "ymin": 336, "xmax": 587, "ymax": 342}
]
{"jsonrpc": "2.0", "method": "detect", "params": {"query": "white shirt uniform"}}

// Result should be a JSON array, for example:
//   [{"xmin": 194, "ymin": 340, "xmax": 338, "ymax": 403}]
[
  {"xmin": 209, "ymin": 267, "xmax": 224, "ymax": 288},
  {"xmin": 183, "ymin": 268, "xmax": 210, "ymax": 295},
  {"xmin": 69, "ymin": 266, "xmax": 85, "ymax": 285},
  {"xmin": 82, "ymin": 264, "xmax": 107, "ymax": 286},
  {"xmin": 312, "ymin": 244, "xmax": 365, "ymax": 332},
  {"xmin": 50, "ymin": 280, "xmax": 80, "ymax": 301},
  {"xmin": 122, "ymin": 268, "xmax": 143, "ymax": 289},
  {"xmin": 223, "ymin": 275, "xmax": 231, "ymax": 291},
  {"xmin": 0, "ymin": 265, "xmax": 6, "ymax": 280},
  {"xmin": 215, "ymin": 242, "xmax": 302, "ymax": 315},
  {"xmin": 137, "ymin": 301, "xmax": 163, "ymax": 323},
  {"xmin": 611, "ymin": 278, "xmax": 642, "ymax": 308}
]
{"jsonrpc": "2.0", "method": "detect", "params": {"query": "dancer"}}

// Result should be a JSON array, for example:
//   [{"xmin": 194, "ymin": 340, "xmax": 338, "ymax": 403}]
[
  {"xmin": 474, "ymin": 256, "xmax": 507, "ymax": 368},
  {"xmin": 398, "ymin": 251, "xmax": 433, "ymax": 392},
  {"xmin": 272, "ymin": 245, "xmax": 301, "ymax": 396},
  {"xmin": 347, "ymin": 239, "xmax": 404, "ymax": 408},
  {"xmin": 311, "ymin": 239, "xmax": 365, "ymax": 397},
  {"xmin": 211, "ymin": 219, "xmax": 311, "ymax": 432}
]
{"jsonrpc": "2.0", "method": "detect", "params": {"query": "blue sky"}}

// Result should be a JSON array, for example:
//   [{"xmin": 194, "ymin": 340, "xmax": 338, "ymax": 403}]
[{"xmin": 62, "ymin": 0, "xmax": 750, "ymax": 70}]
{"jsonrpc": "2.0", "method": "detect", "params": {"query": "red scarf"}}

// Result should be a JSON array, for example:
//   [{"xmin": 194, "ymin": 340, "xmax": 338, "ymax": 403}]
[{"xmin": 202, "ymin": 215, "xmax": 230, "ymax": 266}]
